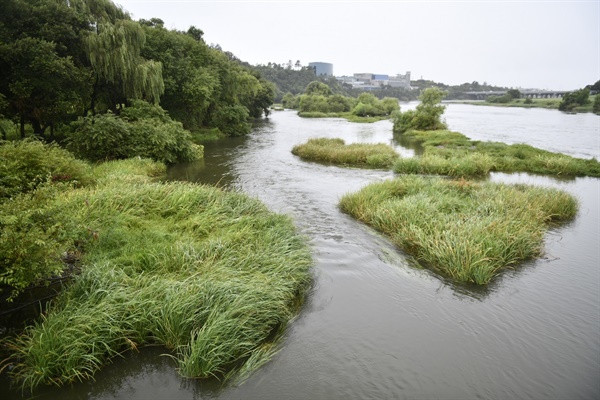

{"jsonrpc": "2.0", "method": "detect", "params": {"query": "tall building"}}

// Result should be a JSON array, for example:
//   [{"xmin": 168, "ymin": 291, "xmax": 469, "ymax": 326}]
[{"xmin": 309, "ymin": 62, "xmax": 333, "ymax": 76}]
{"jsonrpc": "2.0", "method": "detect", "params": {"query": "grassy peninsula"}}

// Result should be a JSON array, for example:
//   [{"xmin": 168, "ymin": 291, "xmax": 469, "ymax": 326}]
[
  {"xmin": 339, "ymin": 175, "xmax": 578, "ymax": 285},
  {"xmin": 1, "ymin": 158, "xmax": 312, "ymax": 390},
  {"xmin": 292, "ymin": 138, "xmax": 399, "ymax": 169}
]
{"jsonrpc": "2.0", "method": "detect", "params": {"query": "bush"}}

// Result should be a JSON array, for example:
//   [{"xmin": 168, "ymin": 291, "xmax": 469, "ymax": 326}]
[
  {"xmin": 393, "ymin": 87, "xmax": 448, "ymax": 134},
  {"xmin": 0, "ymin": 139, "xmax": 92, "ymax": 200},
  {"xmin": 68, "ymin": 101, "xmax": 202, "ymax": 163},
  {"xmin": 0, "ymin": 184, "xmax": 88, "ymax": 300}
]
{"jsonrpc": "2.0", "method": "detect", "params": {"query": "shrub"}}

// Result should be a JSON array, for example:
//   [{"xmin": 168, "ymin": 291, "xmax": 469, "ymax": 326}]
[
  {"xmin": 0, "ymin": 139, "xmax": 92, "ymax": 200},
  {"xmin": 0, "ymin": 184, "xmax": 88, "ymax": 300},
  {"xmin": 393, "ymin": 87, "xmax": 448, "ymax": 134},
  {"xmin": 68, "ymin": 101, "xmax": 202, "ymax": 163}
]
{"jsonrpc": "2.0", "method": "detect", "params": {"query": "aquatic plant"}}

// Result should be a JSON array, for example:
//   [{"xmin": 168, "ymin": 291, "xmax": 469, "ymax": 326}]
[
  {"xmin": 339, "ymin": 175, "xmax": 578, "ymax": 285},
  {"xmin": 292, "ymin": 138, "xmax": 399, "ymax": 169},
  {"xmin": 1, "ymin": 159, "xmax": 312, "ymax": 391},
  {"xmin": 393, "ymin": 130, "xmax": 600, "ymax": 178}
]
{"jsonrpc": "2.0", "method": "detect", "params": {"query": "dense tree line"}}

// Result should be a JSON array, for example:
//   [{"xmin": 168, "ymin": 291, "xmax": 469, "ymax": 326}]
[{"xmin": 0, "ymin": 0, "xmax": 274, "ymax": 146}]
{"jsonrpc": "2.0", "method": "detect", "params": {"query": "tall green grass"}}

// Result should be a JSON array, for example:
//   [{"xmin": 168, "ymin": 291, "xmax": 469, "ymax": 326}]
[
  {"xmin": 393, "ymin": 130, "xmax": 600, "ymax": 178},
  {"xmin": 292, "ymin": 138, "xmax": 399, "ymax": 169},
  {"xmin": 1, "ymin": 159, "xmax": 312, "ymax": 391},
  {"xmin": 339, "ymin": 175, "xmax": 578, "ymax": 285}
]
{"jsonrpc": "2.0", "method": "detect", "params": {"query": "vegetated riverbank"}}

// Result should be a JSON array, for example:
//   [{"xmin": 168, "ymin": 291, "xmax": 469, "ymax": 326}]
[
  {"xmin": 393, "ymin": 130, "xmax": 600, "ymax": 178},
  {"xmin": 454, "ymin": 96, "xmax": 598, "ymax": 113},
  {"xmin": 339, "ymin": 175, "xmax": 578, "ymax": 285},
  {"xmin": 292, "ymin": 138, "xmax": 399, "ymax": 168},
  {"xmin": 0, "ymin": 158, "xmax": 312, "ymax": 392}
]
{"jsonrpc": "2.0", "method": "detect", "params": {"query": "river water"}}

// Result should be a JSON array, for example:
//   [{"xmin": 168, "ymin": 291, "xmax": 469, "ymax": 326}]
[{"xmin": 5, "ymin": 104, "xmax": 599, "ymax": 399}]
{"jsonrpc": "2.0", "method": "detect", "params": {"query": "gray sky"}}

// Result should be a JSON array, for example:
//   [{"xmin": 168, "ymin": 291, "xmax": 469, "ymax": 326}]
[{"xmin": 113, "ymin": 0, "xmax": 599, "ymax": 90}]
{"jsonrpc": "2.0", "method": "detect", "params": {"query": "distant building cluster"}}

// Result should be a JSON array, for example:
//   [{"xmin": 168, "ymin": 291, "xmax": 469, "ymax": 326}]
[
  {"xmin": 308, "ymin": 61, "xmax": 412, "ymax": 90},
  {"xmin": 337, "ymin": 71, "xmax": 412, "ymax": 89}
]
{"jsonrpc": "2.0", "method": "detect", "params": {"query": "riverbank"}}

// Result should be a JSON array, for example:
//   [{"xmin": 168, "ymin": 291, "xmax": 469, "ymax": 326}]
[
  {"xmin": 453, "ymin": 96, "xmax": 597, "ymax": 113},
  {"xmin": 1, "ymin": 158, "xmax": 312, "ymax": 392}
]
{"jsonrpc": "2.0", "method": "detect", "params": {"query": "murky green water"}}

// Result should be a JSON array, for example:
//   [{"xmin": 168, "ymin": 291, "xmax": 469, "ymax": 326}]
[{"xmin": 3, "ymin": 105, "xmax": 599, "ymax": 399}]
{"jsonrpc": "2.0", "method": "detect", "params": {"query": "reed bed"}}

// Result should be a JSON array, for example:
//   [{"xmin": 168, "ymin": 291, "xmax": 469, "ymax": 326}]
[
  {"xmin": 292, "ymin": 138, "xmax": 399, "ymax": 169},
  {"xmin": 339, "ymin": 175, "xmax": 578, "ymax": 284},
  {"xmin": 393, "ymin": 130, "xmax": 600, "ymax": 178},
  {"xmin": 1, "ymin": 159, "xmax": 312, "ymax": 391}
]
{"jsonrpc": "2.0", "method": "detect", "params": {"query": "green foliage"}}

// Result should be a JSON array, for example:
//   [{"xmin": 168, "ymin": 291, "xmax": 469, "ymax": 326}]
[
  {"xmin": 559, "ymin": 88, "xmax": 590, "ymax": 111},
  {"xmin": 339, "ymin": 175, "xmax": 578, "ymax": 284},
  {"xmin": 593, "ymin": 95, "xmax": 600, "ymax": 113},
  {"xmin": 252, "ymin": 63, "xmax": 341, "ymax": 101},
  {"xmin": 393, "ymin": 130, "xmax": 600, "ymax": 178},
  {"xmin": 281, "ymin": 92, "xmax": 297, "ymax": 108},
  {"xmin": 524, "ymin": 97, "xmax": 533, "ymax": 104},
  {"xmin": 0, "ymin": 139, "xmax": 92, "ymax": 199},
  {"xmin": 487, "ymin": 94, "xmax": 513, "ymax": 103},
  {"xmin": 351, "ymin": 95, "xmax": 398, "ymax": 117},
  {"xmin": 3, "ymin": 159, "xmax": 312, "ymax": 388},
  {"xmin": 86, "ymin": 19, "xmax": 165, "ymax": 106},
  {"xmin": 67, "ymin": 101, "xmax": 202, "ymax": 163},
  {"xmin": 0, "ymin": 184, "xmax": 87, "ymax": 300},
  {"xmin": 304, "ymin": 81, "xmax": 333, "ymax": 96},
  {"xmin": 292, "ymin": 137, "xmax": 399, "ymax": 169},
  {"xmin": 506, "ymin": 89, "xmax": 521, "ymax": 99},
  {"xmin": 211, "ymin": 104, "xmax": 251, "ymax": 136},
  {"xmin": 393, "ymin": 87, "xmax": 448, "ymax": 134}
]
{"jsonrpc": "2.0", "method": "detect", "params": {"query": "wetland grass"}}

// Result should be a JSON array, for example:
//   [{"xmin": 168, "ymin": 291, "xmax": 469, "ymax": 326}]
[
  {"xmin": 297, "ymin": 112, "xmax": 390, "ymax": 123},
  {"xmin": 292, "ymin": 138, "xmax": 399, "ymax": 169},
  {"xmin": 1, "ymin": 159, "xmax": 312, "ymax": 391},
  {"xmin": 393, "ymin": 130, "xmax": 600, "ymax": 178},
  {"xmin": 339, "ymin": 175, "xmax": 578, "ymax": 285}
]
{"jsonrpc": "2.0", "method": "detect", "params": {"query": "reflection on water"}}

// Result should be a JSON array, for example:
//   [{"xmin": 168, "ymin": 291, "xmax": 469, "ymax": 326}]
[{"xmin": 2, "ymin": 107, "xmax": 598, "ymax": 400}]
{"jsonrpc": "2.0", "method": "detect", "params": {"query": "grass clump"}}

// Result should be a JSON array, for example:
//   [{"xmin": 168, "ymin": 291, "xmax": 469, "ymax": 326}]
[
  {"xmin": 1, "ymin": 159, "xmax": 312, "ymax": 391},
  {"xmin": 339, "ymin": 175, "xmax": 578, "ymax": 285},
  {"xmin": 393, "ymin": 130, "xmax": 600, "ymax": 178},
  {"xmin": 292, "ymin": 138, "xmax": 399, "ymax": 169}
]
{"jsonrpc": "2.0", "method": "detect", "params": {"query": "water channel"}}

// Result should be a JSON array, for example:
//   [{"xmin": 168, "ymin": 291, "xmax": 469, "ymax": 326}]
[{"xmin": 5, "ymin": 104, "xmax": 599, "ymax": 399}]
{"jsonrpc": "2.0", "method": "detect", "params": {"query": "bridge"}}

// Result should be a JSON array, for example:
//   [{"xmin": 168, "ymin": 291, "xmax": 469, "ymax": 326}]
[{"xmin": 465, "ymin": 90, "xmax": 571, "ymax": 100}]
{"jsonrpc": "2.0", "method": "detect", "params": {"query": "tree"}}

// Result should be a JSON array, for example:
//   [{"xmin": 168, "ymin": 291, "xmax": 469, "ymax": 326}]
[
  {"xmin": 507, "ymin": 89, "xmax": 521, "ymax": 99},
  {"xmin": 559, "ymin": 88, "xmax": 590, "ymax": 112},
  {"xmin": 304, "ymin": 81, "xmax": 332, "ymax": 96},
  {"xmin": 393, "ymin": 87, "xmax": 448, "ymax": 134},
  {"xmin": 86, "ymin": 18, "xmax": 165, "ymax": 111},
  {"xmin": 0, "ymin": 38, "xmax": 91, "ymax": 137}
]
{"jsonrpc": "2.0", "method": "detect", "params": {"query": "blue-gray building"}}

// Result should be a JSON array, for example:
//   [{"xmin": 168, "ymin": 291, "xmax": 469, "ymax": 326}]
[{"xmin": 309, "ymin": 62, "xmax": 333, "ymax": 76}]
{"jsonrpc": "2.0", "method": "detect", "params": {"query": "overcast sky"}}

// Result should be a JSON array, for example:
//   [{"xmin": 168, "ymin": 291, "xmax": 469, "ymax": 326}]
[{"xmin": 113, "ymin": 0, "xmax": 599, "ymax": 91}]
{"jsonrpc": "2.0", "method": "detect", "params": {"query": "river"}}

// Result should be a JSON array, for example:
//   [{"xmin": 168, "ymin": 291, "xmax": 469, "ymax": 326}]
[{"xmin": 5, "ymin": 104, "xmax": 599, "ymax": 399}]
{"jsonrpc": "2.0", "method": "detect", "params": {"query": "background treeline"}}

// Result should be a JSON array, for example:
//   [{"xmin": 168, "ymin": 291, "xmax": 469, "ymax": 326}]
[{"xmin": 0, "ymin": 0, "xmax": 275, "ymax": 150}]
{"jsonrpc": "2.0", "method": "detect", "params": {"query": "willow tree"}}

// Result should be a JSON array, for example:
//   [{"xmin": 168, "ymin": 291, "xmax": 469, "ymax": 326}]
[{"xmin": 84, "ymin": 2, "xmax": 164, "ymax": 112}]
